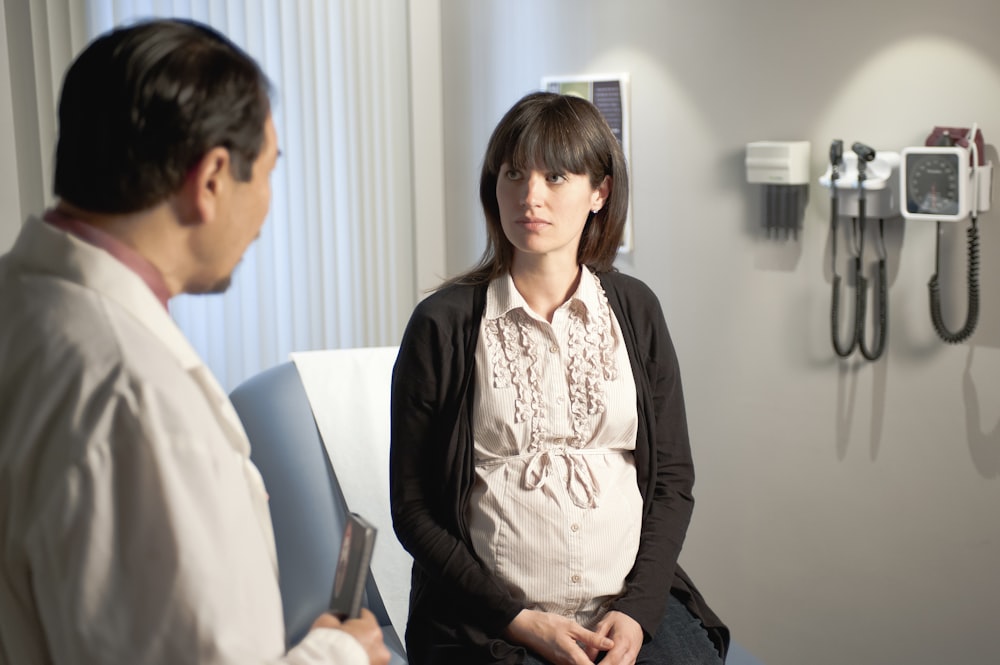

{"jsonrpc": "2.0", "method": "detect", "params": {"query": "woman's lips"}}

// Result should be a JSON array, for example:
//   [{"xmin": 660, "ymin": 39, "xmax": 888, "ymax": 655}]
[{"xmin": 517, "ymin": 216, "xmax": 549, "ymax": 231}]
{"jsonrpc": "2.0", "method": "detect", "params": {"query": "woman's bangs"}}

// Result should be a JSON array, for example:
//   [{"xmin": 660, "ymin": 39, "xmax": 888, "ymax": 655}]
[{"xmin": 508, "ymin": 115, "xmax": 590, "ymax": 175}]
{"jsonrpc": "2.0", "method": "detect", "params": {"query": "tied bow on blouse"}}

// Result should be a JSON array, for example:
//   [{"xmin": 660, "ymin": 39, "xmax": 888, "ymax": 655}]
[{"xmin": 523, "ymin": 443, "xmax": 604, "ymax": 509}]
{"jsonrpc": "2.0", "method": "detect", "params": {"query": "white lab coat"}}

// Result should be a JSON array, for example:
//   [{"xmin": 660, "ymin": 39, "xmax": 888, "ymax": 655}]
[{"xmin": 0, "ymin": 218, "xmax": 367, "ymax": 665}]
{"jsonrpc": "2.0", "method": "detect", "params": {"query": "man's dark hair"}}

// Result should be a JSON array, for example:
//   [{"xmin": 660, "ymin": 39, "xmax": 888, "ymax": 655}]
[{"xmin": 54, "ymin": 18, "xmax": 272, "ymax": 213}]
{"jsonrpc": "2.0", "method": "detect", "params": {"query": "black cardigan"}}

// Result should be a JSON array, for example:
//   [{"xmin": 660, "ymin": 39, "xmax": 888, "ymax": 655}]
[{"xmin": 389, "ymin": 270, "xmax": 729, "ymax": 664}]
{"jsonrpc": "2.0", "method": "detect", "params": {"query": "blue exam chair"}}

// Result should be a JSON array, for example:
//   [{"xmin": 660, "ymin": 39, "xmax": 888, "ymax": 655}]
[{"xmin": 230, "ymin": 361, "xmax": 407, "ymax": 662}]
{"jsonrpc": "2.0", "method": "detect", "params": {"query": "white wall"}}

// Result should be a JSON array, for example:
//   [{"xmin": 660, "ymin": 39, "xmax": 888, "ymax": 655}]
[
  {"xmin": 438, "ymin": 1, "xmax": 1000, "ymax": 664},
  {"xmin": 407, "ymin": 0, "xmax": 449, "ymax": 297}
]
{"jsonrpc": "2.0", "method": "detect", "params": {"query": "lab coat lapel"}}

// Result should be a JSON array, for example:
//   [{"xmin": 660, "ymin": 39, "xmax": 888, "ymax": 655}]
[
  {"xmin": 10, "ymin": 218, "xmax": 280, "ymax": 571},
  {"xmin": 185, "ymin": 363, "xmax": 279, "ymax": 572}
]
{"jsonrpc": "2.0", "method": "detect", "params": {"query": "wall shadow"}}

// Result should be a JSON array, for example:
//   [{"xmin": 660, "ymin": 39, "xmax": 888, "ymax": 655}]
[{"xmin": 963, "ymin": 347, "xmax": 1000, "ymax": 478}]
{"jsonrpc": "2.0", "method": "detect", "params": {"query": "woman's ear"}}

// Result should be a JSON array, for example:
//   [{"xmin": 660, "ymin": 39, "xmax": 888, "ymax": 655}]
[
  {"xmin": 593, "ymin": 175, "xmax": 612, "ymax": 211},
  {"xmin": 175, "ymin": 147, "xmax": 231, "ymax": 227}
]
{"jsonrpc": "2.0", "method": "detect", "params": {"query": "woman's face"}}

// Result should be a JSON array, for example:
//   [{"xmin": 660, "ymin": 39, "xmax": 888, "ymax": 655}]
[{"xmin": 495, "ymin": 161, "xmax": 608, "ymax": 269}]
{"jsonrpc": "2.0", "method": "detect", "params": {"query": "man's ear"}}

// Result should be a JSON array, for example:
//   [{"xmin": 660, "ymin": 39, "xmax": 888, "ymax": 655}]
[{"xmin": 176, "ymin": 147, "xmax": 231, "ymax": 227}]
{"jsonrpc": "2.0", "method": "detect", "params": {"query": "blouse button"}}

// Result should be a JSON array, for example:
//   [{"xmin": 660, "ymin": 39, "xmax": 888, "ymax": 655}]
[
  {"xmin": 570, "ymin": 523, "xmax": 580, "ymax": 532},
  {"xmin": 549, "ymin": 346, "xmax": 558, "ymax": 354},
  {"xmin": 571, "ymin": 574, "xmax": 581, "ymax": 583}
]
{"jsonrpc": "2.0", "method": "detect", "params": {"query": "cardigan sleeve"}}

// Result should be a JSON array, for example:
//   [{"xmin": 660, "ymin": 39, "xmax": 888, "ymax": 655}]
[
  {"xmin": 388, "ymin": 288, "xmax": 525, "ymax": 635},
  {"xmin": 603, "ymin": 273, "xmax": 696, "ymax": 639}
]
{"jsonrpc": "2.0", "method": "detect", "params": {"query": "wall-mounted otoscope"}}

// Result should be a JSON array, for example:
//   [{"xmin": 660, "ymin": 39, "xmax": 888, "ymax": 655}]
[
  {"xmin": 851, "ymin": 142, "xmax": 888, "ymax": 361},
  {"xmin": 819, "ymin": 141, "xmax": 899, "ymax": 361},
  {"xmin": 829, "ymin": 139, "xmax": 843, "ymax": 214},
  {"xmin": 826, "ymin": 139, "xmax": 860, "ymax": 357}
]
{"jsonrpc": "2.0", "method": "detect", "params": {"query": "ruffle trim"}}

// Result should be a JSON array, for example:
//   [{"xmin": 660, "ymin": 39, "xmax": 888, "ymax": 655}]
[{"xmin": 482, "ymin": 279, "xmax": 619, "ymax": 508}]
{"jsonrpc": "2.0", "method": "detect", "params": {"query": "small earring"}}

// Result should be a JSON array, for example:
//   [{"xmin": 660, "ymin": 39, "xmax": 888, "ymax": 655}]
[{"xmin": 591, "ymin": 207, "xmax": 600, "ymax": 214}]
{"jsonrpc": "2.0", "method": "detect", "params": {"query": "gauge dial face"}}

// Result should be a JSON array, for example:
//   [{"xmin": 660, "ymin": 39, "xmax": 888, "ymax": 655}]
[{"xmin": 906, "ymin": 153, "xmax": 960, "ymax": 215}]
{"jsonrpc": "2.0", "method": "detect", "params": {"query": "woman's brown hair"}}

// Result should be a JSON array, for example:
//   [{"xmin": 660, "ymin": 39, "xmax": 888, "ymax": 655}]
[{"xmin": 445, "ymin": 91, "xmax": 629, "ymax": 287}]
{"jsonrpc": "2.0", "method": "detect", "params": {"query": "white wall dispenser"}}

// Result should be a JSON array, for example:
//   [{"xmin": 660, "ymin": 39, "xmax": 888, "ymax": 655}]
[{"xmin": 746, "ymin": 140, "xmax": 811, "ymax": 240}]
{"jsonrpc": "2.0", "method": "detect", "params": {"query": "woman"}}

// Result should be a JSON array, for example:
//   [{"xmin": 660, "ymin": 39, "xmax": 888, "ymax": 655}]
[{"xmin": 390, "ymin": 91, "xmax": 728, "ymax": 665}]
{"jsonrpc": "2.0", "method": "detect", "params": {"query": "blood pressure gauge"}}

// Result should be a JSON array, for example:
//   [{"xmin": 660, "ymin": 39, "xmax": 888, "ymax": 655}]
[{"xmin": 900, "ymin": 146, "xmax": 969, "ymax": 221}]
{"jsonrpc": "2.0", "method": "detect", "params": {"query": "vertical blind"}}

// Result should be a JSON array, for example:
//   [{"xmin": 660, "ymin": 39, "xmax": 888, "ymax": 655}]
[{"xmin": 75, "ymin": 0, "xmax": 417, "ymax": 390}]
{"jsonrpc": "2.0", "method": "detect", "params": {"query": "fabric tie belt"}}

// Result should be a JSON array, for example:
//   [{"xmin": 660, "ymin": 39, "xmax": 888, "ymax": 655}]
[{"xmin": 479, "ymin": 446, "xmax": 631, "ymax": 509}]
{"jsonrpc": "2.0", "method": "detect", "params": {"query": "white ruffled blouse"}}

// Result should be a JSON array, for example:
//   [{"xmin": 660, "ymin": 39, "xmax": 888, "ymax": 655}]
[{"xmin": 467, "ymin": 267, "xmax": 642, "ymax": 628}]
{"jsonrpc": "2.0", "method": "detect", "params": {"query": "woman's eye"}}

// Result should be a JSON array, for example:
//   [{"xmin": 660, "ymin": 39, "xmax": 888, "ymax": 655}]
[
  {"xmin": 505, "ymin": 169, "xmax": 522, "ymax": 180},
  {"xmin": 547, "ymin": 173, "xmax": 566, "ymax": 183}
]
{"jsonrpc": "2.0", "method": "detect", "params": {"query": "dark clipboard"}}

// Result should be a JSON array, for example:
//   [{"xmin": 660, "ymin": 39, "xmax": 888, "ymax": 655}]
[{"xmin": 329, "ymin": 512, "xmax": 377, "ymax": 619}]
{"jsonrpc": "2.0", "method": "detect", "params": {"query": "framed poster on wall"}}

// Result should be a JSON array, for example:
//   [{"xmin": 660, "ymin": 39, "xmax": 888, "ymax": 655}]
[{"xmin": 541, "ymin": 73, "xmax": 632, "ymax": 252}]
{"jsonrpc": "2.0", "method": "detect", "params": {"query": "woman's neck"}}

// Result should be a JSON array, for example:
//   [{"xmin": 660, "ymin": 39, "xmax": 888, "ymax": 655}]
[{"xmin": 509, "ymin": 259, "xmax": 582, "ymax": 323}]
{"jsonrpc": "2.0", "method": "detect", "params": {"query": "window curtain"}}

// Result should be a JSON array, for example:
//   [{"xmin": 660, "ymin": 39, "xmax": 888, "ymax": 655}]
[
  {"xmin": 2, "ymin": 0, "xmax": 91, "ymax": 229},
  {"xmin": 66, "ymin": 0, "xmax": 418, "ymax": 390}
]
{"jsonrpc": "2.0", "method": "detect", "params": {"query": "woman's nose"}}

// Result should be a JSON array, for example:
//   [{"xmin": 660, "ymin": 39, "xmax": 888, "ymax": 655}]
[{"xmin": 521, "ymin": 173, "xmax": 544, "ymax": 208}]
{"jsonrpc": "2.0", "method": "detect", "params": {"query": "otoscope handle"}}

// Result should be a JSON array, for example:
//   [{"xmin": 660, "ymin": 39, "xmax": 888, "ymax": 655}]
[{"xmin": 830, "ymin": 139, "xmax": 843, "ymax": 167}]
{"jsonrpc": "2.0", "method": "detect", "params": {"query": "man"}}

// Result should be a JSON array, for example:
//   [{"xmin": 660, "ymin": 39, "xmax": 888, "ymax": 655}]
[{"xmin": 0, "ymin": 18, "xmax": 389, "ymax": 665}]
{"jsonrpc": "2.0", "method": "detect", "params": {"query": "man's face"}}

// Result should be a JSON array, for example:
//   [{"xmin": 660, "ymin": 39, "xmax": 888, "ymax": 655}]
[{"xmin": 190, "ymin": 115, "xmax": 279, "ymax": 295}]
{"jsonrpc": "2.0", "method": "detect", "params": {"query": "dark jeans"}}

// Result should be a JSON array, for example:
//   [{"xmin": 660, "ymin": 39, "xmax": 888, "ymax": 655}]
[{"xmin": 522, "ymin": 595, "xmax": 722, "ymax": 665}]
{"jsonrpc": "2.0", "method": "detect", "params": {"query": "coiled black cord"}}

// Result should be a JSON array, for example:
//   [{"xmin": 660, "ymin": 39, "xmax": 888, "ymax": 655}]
[
  {"xmin": 859, "ymin": 256, "xmax": 887, "ymax": 360},
  {"xmin": 929, "ymin": 218, "xmax": 980, "ymax": 343},
  {"xmin": 857, "ymin": 218, "xmax": 887, "ymax": 361},
  {"xmin": 831, "ymin": 259, "xmax": 862, "ymax": 358},
  {"xmin": 828, "ymin": 142, "xmax": 861, "ymax": 358}
]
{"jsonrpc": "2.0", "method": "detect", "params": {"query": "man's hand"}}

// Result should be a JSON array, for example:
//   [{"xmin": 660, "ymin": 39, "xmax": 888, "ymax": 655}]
[
  {"xmin": 504, "ymin": 608, "xmax": 614, "ymax": 665},
  {"xmin": 585, "ymin": 610, "xmax": 642, "ymax": 665},
  {"xmin": 312, "ymin": 609, "xmax": 391, "ymax": 665}
]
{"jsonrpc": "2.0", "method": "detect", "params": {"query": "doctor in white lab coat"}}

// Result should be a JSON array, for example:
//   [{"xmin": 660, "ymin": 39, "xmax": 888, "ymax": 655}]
[{"xmin": 0, "ymin": 18, "xmax": 389, "ymax": 665}]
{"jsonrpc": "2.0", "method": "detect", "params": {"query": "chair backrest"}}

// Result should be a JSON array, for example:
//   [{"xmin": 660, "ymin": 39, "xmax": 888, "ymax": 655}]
[{"xmin": 229, "ymin": 360, "xmax": 405, "ymax": 656}]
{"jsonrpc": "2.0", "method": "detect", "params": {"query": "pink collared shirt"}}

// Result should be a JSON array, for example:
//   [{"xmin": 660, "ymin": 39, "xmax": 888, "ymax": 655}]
[{"xmin": 43, "ymin": 208, "xmax": 172, "ymax": 309}]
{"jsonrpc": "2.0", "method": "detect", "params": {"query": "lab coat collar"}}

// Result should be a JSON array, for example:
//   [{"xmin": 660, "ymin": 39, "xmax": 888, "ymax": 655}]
[
  {"xmin": 9, "ymin": 217, "xmax": 206, "ymax": 372},
  {"xmin": 8, "ymin": 217, "xmax": 254, "ymax": 460},
  {"xmin": 43, "ymin": 208, "xmax": 172, "ymax": 309}
]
